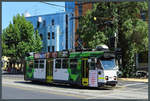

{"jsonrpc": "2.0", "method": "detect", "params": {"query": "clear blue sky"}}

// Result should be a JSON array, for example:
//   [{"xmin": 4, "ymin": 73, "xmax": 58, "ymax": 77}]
[{"xmin": 2, "ymin": 2, "xmax": 65, "ymax": 30}]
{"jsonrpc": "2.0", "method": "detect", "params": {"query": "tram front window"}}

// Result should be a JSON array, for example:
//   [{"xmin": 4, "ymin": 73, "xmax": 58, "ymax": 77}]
[
  {"xmin": 96, "ymin": 59, "xmax": 103, "ymax": 70},
  {"xmin": 100, "ymin": 59, "xmax": 116, "ymax": 70}
]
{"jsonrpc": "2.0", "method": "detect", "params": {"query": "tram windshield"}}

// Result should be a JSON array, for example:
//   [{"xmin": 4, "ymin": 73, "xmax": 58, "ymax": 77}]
[{"xmin": 100, "ymin": 59, "xmax": 116, "ymax": 70}]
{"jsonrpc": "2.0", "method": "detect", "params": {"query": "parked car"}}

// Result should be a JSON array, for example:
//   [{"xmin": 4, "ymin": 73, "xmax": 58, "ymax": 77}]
[
  {"xmin": 117, "ymin": 70, "xmax": 122, "ymax": 78},
  {"xmin": 136, "ymin": 71, "xmax": 148, "ymax": 78}
]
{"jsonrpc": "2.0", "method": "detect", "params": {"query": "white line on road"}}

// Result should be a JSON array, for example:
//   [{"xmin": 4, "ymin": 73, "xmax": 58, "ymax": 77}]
[{"xmin": 123, "ymin": 83, "xmax": 146, "ymax": 87}]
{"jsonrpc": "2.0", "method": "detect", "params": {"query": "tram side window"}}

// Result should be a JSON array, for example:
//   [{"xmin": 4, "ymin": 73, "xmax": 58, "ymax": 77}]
[
  {"xmin": 39, "ymin": 60, "xmax": 44, "ymax": 68},
  {"xmin": 70, "ymin": 59, "xmax": 77, "ymax": 68},
  {"xmin": 56, "ymin": 59, "xmax": 61, "ymax": 69},
  {"xmin": 29, "ymin": 61, "xmax": 33, "ymax": 68},
  {"xmin": 62, "ymin": 59, "xmax": 68, "ymax": 69},
  {"xmin": 34, "ymin": 60, "xmax": 39, "ymax": 68}
]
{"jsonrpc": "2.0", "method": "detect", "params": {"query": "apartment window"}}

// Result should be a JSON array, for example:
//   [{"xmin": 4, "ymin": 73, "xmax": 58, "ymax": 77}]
[
  {"xmin": 48, "ymin": 46, "xmax": 50, "ymax": 52},
  {"xmin": 52, "ymin": 46, "xmax": 55, "ymax": 52},
  {"xmin": 43, "ymin": 20, "xmax": 46, "ymax": 26},
  {"xmin": 52, "ymin": 19, "xmax": 54, "ymax": 25},
  {"xmin": 52, "ymin": 32, "xmax": 55, "ymax": 39},
  {"xmin": 40, "ymin": 34, "xmax": 43, "ymax": 40},
  {"xmin": 37, "ymin": 21, "xmax": 40, "ymax": 28},
  {"xmin": 78, "ymin": 5, "xmax": 82, "ymax": 16},
  {"xmin": 66, "ymin": 15, "xmax": 68, "ymax": 50},
  {"xmin": 48, "ymin": 32, "xmax": 50, "ymax": 39},
  {"xmin": 141, "ymin": 11, "xmax": 146, "ymax": 21}
]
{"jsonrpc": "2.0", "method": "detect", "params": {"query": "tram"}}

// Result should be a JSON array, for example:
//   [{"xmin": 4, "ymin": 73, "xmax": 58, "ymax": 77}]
[{"xmin": 24, "ymin": 49, "xmax": 118, "ymax": 87}]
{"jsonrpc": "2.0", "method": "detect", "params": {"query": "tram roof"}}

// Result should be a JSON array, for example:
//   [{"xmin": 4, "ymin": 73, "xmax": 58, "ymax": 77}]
[
  {"xmin": 25, "ymin": 56, "xmax": 34, "ymax": 60},
  {"xmin": 25, "ymin": 50, "xmax": 114, "ymax": 59},
  {"xmin": 69, "ymin": 51, "xmax": 104, "ymax": 58}
]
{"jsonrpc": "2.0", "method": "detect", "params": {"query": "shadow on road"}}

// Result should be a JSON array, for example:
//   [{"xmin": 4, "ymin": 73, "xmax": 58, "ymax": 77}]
[{"xmin": 14, "ymin": 81, "xmax": 113, "ymax": 90}]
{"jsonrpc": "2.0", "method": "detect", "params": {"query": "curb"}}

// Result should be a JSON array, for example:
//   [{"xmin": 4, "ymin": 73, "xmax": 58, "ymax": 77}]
[{"xmin": 118, "ymin": 78, "xmax": 148, "ymax": 83}]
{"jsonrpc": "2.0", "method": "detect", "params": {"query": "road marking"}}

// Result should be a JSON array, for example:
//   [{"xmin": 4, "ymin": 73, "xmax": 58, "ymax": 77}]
[
  {"xmin": 3, "ymin": 84, "xmax": 88, "ymax": 99},
  {"xmin": 2, "ymin": 78, "xmax": 148, "ymax": 99},
  {"xmin": 123, "ymin": 83, "xmax": 146, "ymax": 87},
  {"xmin": 128, "ymin": 86, "xmax": 148, "ymax": 91}
]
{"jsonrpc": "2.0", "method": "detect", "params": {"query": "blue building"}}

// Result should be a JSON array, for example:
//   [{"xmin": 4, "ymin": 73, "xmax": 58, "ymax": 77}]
[
  {"xmin": 65, "ymin": 2, "xmax": 93, "ymax": 48},
  {"xmin": 26, "ymin": 12, "xmax": 75, "ymax": 52}
]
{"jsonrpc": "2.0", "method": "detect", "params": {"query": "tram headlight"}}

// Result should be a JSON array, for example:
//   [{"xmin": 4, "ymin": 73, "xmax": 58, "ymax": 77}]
[
  {"xmin": 98, "ymin": 71, "xmax": 101, "ymax": 75},
  {"xmin": 105, "ymin": 76, "xmax": 108, "ymax": 80},
  {"xmin": 114, "ymin": 76, "xmax": 117, "ymax": 80}
]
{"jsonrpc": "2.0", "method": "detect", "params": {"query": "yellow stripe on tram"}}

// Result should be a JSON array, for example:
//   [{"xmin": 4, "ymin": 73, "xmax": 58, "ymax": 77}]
[
  {"xmin": 98, "ymin": 77, "xmax": 104, "ymax": 79},
  {"xmin": 46, "ymin": 76, "xmax": 53, "ymax": 83}
]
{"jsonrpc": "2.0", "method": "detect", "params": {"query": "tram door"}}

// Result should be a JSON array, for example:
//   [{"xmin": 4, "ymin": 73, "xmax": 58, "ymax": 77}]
[
  {"xmin": 46, "ymin": 59, "xmax": 53, "ymax": 83},
  {"xmin": 34, "ymin": 59, "xmax": 46, "ymax": 79},
  {"xmin": 81, "ymin": 58, "xmax": 89, "ymax": 86}
]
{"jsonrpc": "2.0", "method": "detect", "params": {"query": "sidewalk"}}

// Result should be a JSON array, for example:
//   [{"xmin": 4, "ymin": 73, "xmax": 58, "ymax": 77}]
[{"xmin": 118, "ymin": 78, "xmax": 148, "ymax": 83}]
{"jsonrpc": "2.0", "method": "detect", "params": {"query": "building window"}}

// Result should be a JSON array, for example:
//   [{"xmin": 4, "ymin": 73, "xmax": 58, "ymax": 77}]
[
  {"xmin": 52, "ymin": 32, "xmax": 55, "ymax": 39},
  {"xmin": 78, "ymin": 5, "xmax": 82, "ymax": 16},
  {"xmin": 52, "ymin": 19, "xmax": 54, "ymax": 25},
  {"xmin": 52, "ymin": 46, "xmax": 55, "ymax": 52},
  {"xmin": 40, "ymin": 34, "xmax": 43, "ymax": 40},
  {"xmin": 37, "ymin": 21, "xmax": 40, "ymax": 28},
  {"xmin": 141, "ymin": 11, "xmax": 146, "ymax": 21},
  {"xmin": 48, "ymin": 32, "xmax": 50, "ymax": 39},
  {"xmin": 48, "ymin": 46, "xmax": 50, "ymax": 52},
  {"xmin": 66, "ymin": 14, "xmax": 68, "ymax": 50},
  {"xmin": 43, "ymin": 20, "xmax": 46, "ymax": 26}
]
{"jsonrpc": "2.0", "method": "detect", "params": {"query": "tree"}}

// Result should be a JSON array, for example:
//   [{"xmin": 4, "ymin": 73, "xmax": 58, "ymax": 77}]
[
  {"xmin": 117, "ymin": 2, "xmax": 148, "ymax": 77},
  {"xmin": 78, "ymin": 2, "xmax": 118, "ymax": 49},
  {"xmin": 78, "ymin": 2, "xmax": 148, "ymax": 77},
  {"xmin": 2, "ymin": 14, "xmax": 42, "ymax": 71}
]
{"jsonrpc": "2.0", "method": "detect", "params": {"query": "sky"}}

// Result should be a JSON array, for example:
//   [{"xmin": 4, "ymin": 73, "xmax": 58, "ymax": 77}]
[{"xmin": 2, "ymin": 2, "xmax": 65, "ymax": 30}]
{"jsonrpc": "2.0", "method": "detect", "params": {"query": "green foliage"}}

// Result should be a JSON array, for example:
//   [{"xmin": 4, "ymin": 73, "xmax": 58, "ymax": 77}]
[
  {"xmin": 78, "ymin": 2, "xmax": 148, "ymax": 77},
  {"xmin": 78, "ymin": 2, "xmax": 118, "ymax": 48},
  {"xmin": 117, "ymin": 2, "xmax": 148, "ymax": 77},
  {"xmin": 2, "ymin": 14, "xmax": 42, "ymax": 61}
]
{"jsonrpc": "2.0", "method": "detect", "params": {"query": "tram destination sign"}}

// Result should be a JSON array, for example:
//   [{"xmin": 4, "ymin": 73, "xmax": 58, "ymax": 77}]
[
  {"xmin": 34, "ymin": 53, "xmax": 46, "ymax": 59},
  {"xmin": 104, "ymin": 52, "xmax": 115, "ymax": 58}
]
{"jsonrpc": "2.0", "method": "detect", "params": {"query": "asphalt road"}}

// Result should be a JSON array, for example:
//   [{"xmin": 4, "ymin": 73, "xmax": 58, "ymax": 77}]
[{"xmin": 2, "ymin": 74, "xmax": 148, "ymax": 99}]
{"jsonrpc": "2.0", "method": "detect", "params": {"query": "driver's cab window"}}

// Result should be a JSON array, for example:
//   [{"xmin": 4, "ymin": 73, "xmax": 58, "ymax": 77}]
[
  {"xmin": 90, "ymin": 58, "xmax": 95, "ymax": 70},
  {"xmin": 96, "ymin": 59, "xmax": 103, "ymax": 70}
]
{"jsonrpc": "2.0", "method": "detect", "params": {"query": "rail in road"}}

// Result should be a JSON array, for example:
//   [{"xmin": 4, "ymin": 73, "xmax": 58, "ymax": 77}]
[{"xmin": 2, "ymin": 74, "xmax": 148, "ymax": 99}]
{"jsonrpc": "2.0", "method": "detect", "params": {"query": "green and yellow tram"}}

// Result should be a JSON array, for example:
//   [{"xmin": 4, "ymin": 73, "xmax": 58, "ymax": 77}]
[{"xmin": 24, "ymin": 50, "xmax": 118, "ymax": 87}]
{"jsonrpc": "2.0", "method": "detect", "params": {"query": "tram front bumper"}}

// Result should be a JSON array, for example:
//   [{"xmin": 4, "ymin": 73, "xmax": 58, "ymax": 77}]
[{"xmin": 98, "ymin": 81, "xmax": 118, "ymax": 87}]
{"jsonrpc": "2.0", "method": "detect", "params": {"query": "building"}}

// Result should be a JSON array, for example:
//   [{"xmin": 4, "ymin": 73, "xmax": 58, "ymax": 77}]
[
  {"xmin": 26, "ymin": 12, "xmax": 75, "ymax": 52},
  {"xmin": 65, "ymin": 2, "xmax": 93, "ymax": 48},
  {"xmin": 25, "ymin": 2, "xmax": 94, "ymax": 52}
]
